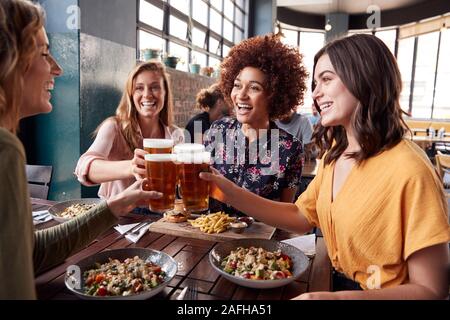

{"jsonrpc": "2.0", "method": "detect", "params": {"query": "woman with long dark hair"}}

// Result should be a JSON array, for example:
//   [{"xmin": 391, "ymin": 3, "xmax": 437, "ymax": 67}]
[{"xmin": 201, "ymin": 34, "xmax": 449, "ymax": 299}]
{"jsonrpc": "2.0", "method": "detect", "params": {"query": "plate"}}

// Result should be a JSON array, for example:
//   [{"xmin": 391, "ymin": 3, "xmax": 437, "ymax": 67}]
[
  {"xmin": 65, "ymin": 248, "xmax": 177, "ymax": 300},
  {"xmin": 209, "ymin": 238, "xmax": 309, "ymax": 289},
  {"xmin": 48, "ymin": 198, "xmax": 102, "ymax": 222}
]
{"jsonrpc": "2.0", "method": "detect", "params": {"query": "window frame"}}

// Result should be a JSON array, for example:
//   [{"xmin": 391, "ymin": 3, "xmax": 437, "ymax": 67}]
[{"xmin": 137, "ymin": 0, "xmax": 247, "ymax": 69}]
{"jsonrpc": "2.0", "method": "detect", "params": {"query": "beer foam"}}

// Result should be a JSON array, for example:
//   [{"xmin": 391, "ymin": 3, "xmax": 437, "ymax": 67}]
[
  {"xmin": 177, "ymin": 152, "xmax": 211, "ymax": 164},
  {"xmin": 143, "ymin": 139, "xmax": 174, "ymax": 148},
  {"xmin": 144, "ymin": 154, "xmax": 177, "ymax": 162},
  {"xmin": 173, "ymin": 143, "xmax": 205, "ymax": 154}
]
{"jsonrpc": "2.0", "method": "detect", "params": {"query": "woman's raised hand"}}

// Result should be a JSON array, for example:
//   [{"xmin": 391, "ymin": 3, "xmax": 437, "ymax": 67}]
[{"xmin": 130, "ymin": 148, "xmax": 147, "ymax": 180}]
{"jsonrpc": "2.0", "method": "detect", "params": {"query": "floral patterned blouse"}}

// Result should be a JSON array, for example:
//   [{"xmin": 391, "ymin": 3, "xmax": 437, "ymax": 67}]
[{"xmin": 204, "ymin": 117, "xmax": 303, "ymax": 215}]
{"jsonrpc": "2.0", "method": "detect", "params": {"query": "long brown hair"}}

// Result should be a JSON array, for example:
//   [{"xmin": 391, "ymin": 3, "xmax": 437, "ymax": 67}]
[
  {"xmin": 97, "ymin": 60, "xmax": 174, "ymax": 152},
  {"xmin": 0, "ymin": 0, "xmax": 45, "ymax": 133},
  {"xmin": 312, "ymin": 34, "xmax": 408, "ymax": 165}
]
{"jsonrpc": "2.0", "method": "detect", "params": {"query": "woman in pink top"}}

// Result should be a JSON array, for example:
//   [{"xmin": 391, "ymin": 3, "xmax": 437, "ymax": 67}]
[{"xmin": 75, "ymin": 61, "xmax": 184, "ymax": 200}]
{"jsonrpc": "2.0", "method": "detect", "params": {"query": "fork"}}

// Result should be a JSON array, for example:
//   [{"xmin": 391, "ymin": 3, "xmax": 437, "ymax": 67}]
[
  {"xmin": 185, "ymin": 281, "xmax": 198, "ymax": 300},
  {"xmin": 126, "ymin": 221, "xmax": 151, "ymax": 236}
]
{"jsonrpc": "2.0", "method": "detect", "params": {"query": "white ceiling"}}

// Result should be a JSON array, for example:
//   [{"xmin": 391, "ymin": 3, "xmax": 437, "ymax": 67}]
[{"xmin": 277, "ymin": 0, "xmax": 426, "ymax": 15}]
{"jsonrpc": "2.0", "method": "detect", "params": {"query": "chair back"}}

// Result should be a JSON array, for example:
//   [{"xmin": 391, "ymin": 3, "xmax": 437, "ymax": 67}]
[
  {"xmin": 436, "ymin": 152, "xmax": 450, "ymax": 180},
  {"xmin": 26, "ymin": 165, "xmax": 53, "ymax": 199}
]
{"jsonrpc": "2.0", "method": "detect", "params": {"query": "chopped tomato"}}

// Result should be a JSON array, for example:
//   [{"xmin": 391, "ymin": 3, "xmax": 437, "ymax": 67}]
[
  {"xmin": 280, "ymin": 254, "xmax": 290, "ymax": 261},
  {"xmin": 96, "ymin": 287, "xmax": 107, "ymax": 296},
  {"xmin": 95, "ymin": 274, "xmax": 105, "ymax": 284},
  {"xmin": 273, "ymin": 271, "xmax": 286, "ymax": 279},
  {"xmin": 282, "ymin": 269, "xmax": 292, "ymax": 277},
  {"xmin": 149, "ymin": 265, "xmax": 161, "ymax": 273}
]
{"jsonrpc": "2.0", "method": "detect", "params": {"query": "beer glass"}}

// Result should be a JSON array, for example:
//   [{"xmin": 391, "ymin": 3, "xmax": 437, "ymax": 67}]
[
  {"xmin": 143, "ymin": 139, "xmax": 174, "ymax": 154},
  {"xmin": 174, "ymin": 144, "xmax": 210, "ymax": 212},
  {"xmin": 145, "ymin": 154, "xmax": 177, "ymax": 213}
]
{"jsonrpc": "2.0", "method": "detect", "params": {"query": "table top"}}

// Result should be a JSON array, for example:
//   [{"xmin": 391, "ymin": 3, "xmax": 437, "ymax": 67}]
[{"xmin": 32, "ymin": 198, "xmax": 332, "ymax": 300}]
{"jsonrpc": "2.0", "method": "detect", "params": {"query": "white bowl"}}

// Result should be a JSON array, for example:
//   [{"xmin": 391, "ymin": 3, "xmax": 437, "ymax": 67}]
[
  {"xmin": 65, "ymin": 248, "xmax": 177, "ymax": 300},
  {"xmin": 209, "ymin": 238, "xmax": 309, "ymax": 289}
]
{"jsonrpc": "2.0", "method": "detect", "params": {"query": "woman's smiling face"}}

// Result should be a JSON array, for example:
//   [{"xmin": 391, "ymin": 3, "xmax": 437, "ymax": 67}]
[
  {"xmin": 132, "ymin": 70, "xmax": 166, "ymax": 120},
  {"xmin": 22, "ymin": 27, "xmax": 62, "ymax": 118},
  {"xmin": 312, "ymin": 54, "xmax": 359, "ymax": 129},
  {"xmin": 231, "ymin": 66, "xmax": 270, "ymax": 128}
]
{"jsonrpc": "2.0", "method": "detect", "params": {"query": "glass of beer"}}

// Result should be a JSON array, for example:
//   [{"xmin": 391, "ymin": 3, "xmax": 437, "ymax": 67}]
[
  {"xmin": 144, "ymin": 153, "xmax": 177, "ymax": 213},
  {"xmin": 143, "ymin": 139, "xmax": 174, "ymax": 154},
  {"xmin": 174, "ymin": 143, "xmax": 211, "ymax": 213}
]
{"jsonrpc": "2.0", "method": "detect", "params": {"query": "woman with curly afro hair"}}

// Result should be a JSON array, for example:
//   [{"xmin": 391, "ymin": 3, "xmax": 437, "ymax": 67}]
[{"xmin": 204, "ymin": 34, "xmax": 308, "ymax": 215}]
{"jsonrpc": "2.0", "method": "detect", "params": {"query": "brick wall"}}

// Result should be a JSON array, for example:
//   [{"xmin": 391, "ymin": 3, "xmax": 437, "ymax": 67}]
[{"xmin": 166, "ymin": 68, "xmax": 217, "ymax": 128}]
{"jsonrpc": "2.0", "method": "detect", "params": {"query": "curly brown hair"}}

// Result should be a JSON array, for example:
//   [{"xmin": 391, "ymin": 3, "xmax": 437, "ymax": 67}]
[{"xmin": 219, "ymin": 34, "xmax": 308, "ymax": 120}]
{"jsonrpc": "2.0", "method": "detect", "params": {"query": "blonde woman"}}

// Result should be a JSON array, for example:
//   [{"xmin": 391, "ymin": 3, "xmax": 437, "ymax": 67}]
[
  {"xmin": 75, "ymin": 61, "xmax": 184, "ymax": 202},
  {"xmin": 0, "ymin": 0, "xmax": 161, "ymax": 299}
]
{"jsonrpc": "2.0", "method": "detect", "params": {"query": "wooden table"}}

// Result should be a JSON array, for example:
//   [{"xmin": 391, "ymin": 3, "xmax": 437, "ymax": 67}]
[{"xmin": 32, "ymin": 198, "xmax": 332, "ymax": 300}]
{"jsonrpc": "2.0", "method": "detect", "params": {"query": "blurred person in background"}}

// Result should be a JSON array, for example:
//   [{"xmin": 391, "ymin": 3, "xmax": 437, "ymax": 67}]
[{"xmin": 185, "ymin": 83, "xmax": 230, "ymax": 143}]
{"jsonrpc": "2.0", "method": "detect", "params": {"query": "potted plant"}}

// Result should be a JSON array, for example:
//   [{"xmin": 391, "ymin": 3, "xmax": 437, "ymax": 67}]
[
  {"xmin": 189, "ymin": 63, "xmax": 201, "ymax": 74},
  {"xmin": 163, "ymin": 54, "xmax": 180, "ymax": 68},
  {"xmin": 142, "ymin": 48, "xmax": 161, "ymax": 61}
]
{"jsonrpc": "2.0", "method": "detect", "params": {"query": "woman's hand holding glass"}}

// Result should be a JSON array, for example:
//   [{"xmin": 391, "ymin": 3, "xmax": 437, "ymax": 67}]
[
  {"xmin": 199, "ymin": 167, "xmax": 235, "ymax": 203},
  {"xmin": 130, "ymin": 148, "xmax": 148, "ymax": 180},
  {"xmin": 106, "ymin": 179, "xmax": 162, "ymax": 216}
]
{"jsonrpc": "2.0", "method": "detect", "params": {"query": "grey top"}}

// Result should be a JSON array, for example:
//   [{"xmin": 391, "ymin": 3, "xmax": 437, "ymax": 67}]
[{"xmin": 275, "ymin": 113, "xmax": 313, "ymax": 147}]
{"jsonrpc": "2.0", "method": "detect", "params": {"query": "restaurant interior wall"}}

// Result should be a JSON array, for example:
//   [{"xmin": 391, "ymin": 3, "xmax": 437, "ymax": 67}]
[{"xmin": 20, "ymin": 0, "xmax": 137, "ymax": 200}]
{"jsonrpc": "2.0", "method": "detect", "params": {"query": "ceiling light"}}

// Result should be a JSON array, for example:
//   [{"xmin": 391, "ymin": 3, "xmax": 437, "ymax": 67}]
[{"xmin": 325, "ymin": 19, "xmax": 332, "ymax": 31}]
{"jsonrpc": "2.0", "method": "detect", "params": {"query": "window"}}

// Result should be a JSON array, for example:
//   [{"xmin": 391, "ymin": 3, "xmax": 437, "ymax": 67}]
[
  {"xmin": 138, "ymin": 0, "xmax": 248, "ymax": 71},
  {"xmin": 209, "ymin": 9, "xmax": 222, "ymax": 35},
  {"xmin": 411, "ymin": 32, "xmax": 439, "ymax": 118},
  {"xmin": 397, "ymin": 37, "xmax": 415, "ymax": 114},
  {"xmin": 139, "ymin": 1, "xmax": 163, "ymax": 30},
  {"xmin": 300, "ymin": 32, "xmax": 325, "ymax": 113},
  {"xmin": 192, "ymin": 27, "xmax": 206, "ymax": 48},
  {"xmin": 169, "ymin": 0, "xmax": 189, "ymax": 14},
  {"xmin": 224, "ymin": 19, "xmax": 233, "ymax": 42},
  {"xmin": 281, "ymin": 29, "xmax": 298, "ymax": 47},
  {"xmin": 169, "ymin": 41, "xmax": 189, "ymax": 71},
  {"xmin": 434, "ymin": 30, "xmax": 450, "ymax": 119},
  {"xmin": 192, "ymin": 1, "xmax": 208, "ymax": 26},
  {"xmin": 375, "ymin": 29, "xmax": 396, "ymax": 55},
  {"xmin": 349, "ymin": 22, "xmax": 450, "ymax": 120},
  {"xmin": 139, "ymin": 30, "xmax": 164, "ymax": 53},
  {"xmin": 224, "ymin": 0, "xmax": 234, "ymax": 20},
  {"xmin": 169, "ymin": 15, "xmax": 187, "ymax": 40}
]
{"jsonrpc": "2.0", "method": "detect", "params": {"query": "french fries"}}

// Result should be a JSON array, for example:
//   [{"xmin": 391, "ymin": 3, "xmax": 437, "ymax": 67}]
[{"xmin": 188, "ymin": 212, "xmax": 236, "ymax": 234}]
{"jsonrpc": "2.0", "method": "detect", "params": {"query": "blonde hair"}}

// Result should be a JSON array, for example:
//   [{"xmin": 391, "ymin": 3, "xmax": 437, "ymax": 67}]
[
  {"xmin": 195, "ymin": 83, "xmax": 224, "ymax": 111},
  {"xmin": 96, "ymin": 60, "xmax": 174, "ymax": 152},
  {"xmin": 0, "ymin": 0, "xmax": 45, "ymax": 133}
]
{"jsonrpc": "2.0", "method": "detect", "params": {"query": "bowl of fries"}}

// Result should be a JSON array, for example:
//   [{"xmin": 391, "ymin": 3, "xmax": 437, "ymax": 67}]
[{"xmin": 188, "ymin": 212, "xmax": 236, "ymax": 234}]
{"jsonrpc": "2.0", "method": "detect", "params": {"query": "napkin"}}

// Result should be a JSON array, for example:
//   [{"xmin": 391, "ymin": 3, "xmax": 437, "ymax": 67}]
[
  {"xmin": 114, "ymin": 222, "xmax": 151, "ymax": 243},
  {"xmin": 125, "ymin": 223, "xmax": 151, "ymax": 243},
  {"xmin": 113, "ymin": 223, "xmax": 140, "ymax": 235},
  {"xmin": 32, "ymin": 210, "xmax": 53, "ymax": 225},
  {"xmin": 281, "ymin": 234, "xmax": 316, "ymax": 257}
]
